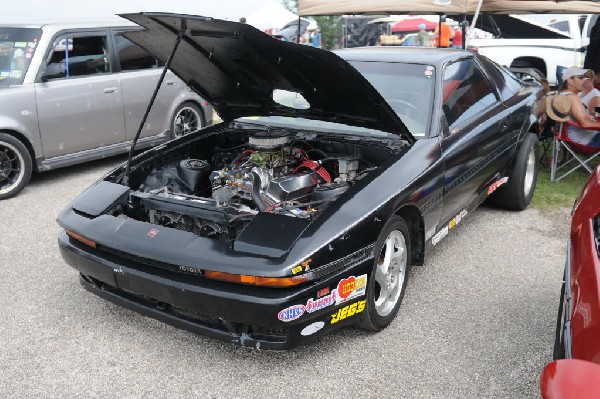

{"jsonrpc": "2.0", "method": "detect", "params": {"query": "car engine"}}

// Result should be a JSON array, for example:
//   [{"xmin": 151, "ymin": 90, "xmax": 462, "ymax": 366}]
[{"xmin": 129, "ymin": 129, "xmax": 367, "ymax": 240}]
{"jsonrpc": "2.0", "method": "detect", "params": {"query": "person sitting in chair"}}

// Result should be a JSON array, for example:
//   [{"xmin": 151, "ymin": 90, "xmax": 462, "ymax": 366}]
[{"xmin": 546, "ymin": 66, "xmax": 600, "ymax": 147}]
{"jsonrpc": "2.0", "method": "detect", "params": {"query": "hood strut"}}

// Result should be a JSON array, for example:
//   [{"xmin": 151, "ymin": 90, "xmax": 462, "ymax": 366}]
[{"xmin": 122, "ymin": 18, "xmax": 187, "ymax": 186}]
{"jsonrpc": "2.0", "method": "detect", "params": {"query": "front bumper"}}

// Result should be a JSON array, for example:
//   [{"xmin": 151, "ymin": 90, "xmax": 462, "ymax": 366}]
[{"xmin": 59, "ymin": 231, "xmax": 372, "ymax": 349}]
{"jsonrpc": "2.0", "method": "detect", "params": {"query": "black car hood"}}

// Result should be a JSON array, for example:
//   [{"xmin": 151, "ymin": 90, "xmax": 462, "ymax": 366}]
[{"xmin": 120, "ymin": 12, "xmax": 414, "ymax": 142}]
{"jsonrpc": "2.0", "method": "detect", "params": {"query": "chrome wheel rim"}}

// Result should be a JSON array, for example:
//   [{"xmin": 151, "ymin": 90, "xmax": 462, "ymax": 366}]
[
  {"xmin": 0, "ymin": 141, "xmax": 25, "ymax": 196},
  {"xmin": 173, "ymin": 107, "xmax": 200, "ymax": 137},
  {"xmin": 374, "ymin": 230, "xmax": 408, "ymax": 317},
  {"xmin": 523, "ymin": 148, "xmax": 536, "ymax": 197}
]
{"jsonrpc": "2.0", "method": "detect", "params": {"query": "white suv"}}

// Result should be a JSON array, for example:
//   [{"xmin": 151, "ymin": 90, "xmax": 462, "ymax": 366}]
[{"xmin": 0, "ymin": 17, "xmax": 213, "ymax": 199}]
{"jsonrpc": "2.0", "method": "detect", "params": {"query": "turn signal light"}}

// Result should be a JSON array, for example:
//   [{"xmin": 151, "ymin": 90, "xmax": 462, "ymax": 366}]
[
  {"xmin": 204, "ymin": 270, "xmax": 308, "ymax": 287},
  {"xmin": 65, "ymin": 230, "xmax": 97, "ymax": 248}
]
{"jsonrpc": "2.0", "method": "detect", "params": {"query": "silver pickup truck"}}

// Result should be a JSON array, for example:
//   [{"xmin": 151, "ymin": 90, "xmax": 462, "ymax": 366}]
[{"xmin": 0, "ymin": 17, "xmax": 213, "ymax": 199}]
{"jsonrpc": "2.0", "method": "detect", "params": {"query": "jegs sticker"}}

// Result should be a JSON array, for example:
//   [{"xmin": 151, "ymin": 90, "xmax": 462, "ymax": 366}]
[{"xmin": 330, "ymin": 300, "xmax": 366, "ymax": 324}]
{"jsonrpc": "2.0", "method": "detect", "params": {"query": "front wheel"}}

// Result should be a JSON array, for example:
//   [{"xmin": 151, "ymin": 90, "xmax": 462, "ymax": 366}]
[
  {"xmin": 488, "ymin": 132, "xmax": 539, "ymax": 211},
  {"xmin": 0, "ymin": 133, "xmax": 32, "ymax": 200},
  {"xmin": 359, "ymin": 215, "xmax": 411, "ymax": 331},
  {"xmin": 171, "ymin": 102, "xmax": 204, "ymax": 139}
]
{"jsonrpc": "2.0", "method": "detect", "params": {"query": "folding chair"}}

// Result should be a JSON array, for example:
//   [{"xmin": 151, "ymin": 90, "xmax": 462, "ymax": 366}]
[
  {"xmin": 538, "ymin": 118, "xmax": 555, "ymax": 167},
  {"xmin": 550, "ymin": 121, "xmax": 600, "ymax": 181}
]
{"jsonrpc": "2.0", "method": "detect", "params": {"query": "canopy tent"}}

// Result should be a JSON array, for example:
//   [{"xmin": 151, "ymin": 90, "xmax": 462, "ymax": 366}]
[
  {"xmin": 246, "ymin": 1, "xmax": 299, "ymax": 31},
  {"xmin": 391, "ymin": 17, "xmax": 437, "ymax": 33},
  {"xmin": 298, "ymin": 0, "xmax": 600, "ymax": 16}
]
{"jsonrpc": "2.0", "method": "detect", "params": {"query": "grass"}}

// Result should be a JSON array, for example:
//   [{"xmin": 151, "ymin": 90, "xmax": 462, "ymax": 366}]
[{"xmin": 530, "ymin": 157, "xmax": 599, "ymax": 211}]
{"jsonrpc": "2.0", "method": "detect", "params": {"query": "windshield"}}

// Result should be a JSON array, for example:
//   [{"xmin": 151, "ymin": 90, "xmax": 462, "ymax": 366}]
[
  {"xmin": 347, "ymin": 61, "xmax": 434, "ymax": 138},
  {"xmin": 0, "ymin": 28, "xmax": 42, "ymax": 87}
]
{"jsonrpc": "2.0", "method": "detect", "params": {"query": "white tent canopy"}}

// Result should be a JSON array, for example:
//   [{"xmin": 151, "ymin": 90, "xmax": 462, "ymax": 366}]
[
  {"xmin": 298, "ymin": 0, "xmax": 600, "ymax": 16},
  {"xmin": 247, "ymin": 1, "xmax": 298, "ymax": 31}
]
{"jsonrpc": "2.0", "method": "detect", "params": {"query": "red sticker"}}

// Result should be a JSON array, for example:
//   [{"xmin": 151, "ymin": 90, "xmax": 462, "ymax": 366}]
[{"xmin": 338, "ymin": 276, "xmax": 356, "ymax": 299}]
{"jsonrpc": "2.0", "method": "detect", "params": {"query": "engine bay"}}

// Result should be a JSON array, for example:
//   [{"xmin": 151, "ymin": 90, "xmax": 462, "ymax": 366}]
[{"xmin": 110, "ymin": 126, "xmax": 406, "ymax": 241}]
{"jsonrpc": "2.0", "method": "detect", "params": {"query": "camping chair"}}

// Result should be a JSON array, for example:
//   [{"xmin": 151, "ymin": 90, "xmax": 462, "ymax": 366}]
[
  {"xmin": 538, "ymin": 118, "xmax": 555, "ymax": 167},
  {"xmin": 550, "ymin": 121, "xmax": 600, "ymax": 181}
]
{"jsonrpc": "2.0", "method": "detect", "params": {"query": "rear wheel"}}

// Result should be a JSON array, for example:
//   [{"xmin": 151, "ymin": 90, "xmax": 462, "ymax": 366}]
[
  {"xmin": 488, "ymin": 132, "xmax": 539, "ymax": 211},
  {"xmin": 171, "ymin": 102, "xmax": 204, "ymax": 139},
  {"xmin": 0, "ymin": 133, "xmax": 32, "ymax": 200},
  {"xmin": 359, "ymin": 215, "xmax": 411, "ymax": 331}
]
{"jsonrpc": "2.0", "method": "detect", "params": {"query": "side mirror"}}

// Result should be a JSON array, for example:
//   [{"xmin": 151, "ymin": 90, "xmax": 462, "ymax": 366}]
[{"xmin": 41, "ymin": 63, "xmax": 66, "ymax": 81}]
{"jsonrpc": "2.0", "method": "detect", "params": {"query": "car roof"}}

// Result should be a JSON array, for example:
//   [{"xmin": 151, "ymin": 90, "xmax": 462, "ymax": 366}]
[
  {"xmin": 0, "ymin": 16, "xmax": 136, "ymax": 30},
  {"xmin": 334, "ymin": 47, "xmax": 473, "ymax": 67}
]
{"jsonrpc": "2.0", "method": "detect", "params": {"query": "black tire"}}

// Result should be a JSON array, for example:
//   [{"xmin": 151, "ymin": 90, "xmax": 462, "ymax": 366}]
[
  {"xmin": 553, "ymin": 269, "xmax": 567, "ymax": 360},
  {"xmin": 488, "ymin": 132, "xmax": 539, "ymax": 211},
  {"xmin": 0, "ymin": 133, "xmax": 32, "ymax": 200},
  {"xmin": 359, "ymin": 215, "xmax": 411, "ymax": 331},
  {"xmin": 170, "ymin": 102, "xmax": 204, "ymax": 139}
]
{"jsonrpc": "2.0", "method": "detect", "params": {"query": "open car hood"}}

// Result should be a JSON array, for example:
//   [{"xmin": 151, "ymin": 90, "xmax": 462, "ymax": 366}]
[{"xmin": 120, "ymin": 12, "xmax": 414, "ymax": 142}]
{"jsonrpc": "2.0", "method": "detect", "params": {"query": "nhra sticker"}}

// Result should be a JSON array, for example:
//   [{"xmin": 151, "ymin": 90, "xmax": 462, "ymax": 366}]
[
  {"xmin": 278, "ymin": 305, "xmax": 305, "ymax": 322},
  {"xmin": 487, "ymin": 177, "xmax": 508, "ymax": 195},
  {"xmin": 331, "ymin": 300, "xmax": 366, "ymax": 324}
]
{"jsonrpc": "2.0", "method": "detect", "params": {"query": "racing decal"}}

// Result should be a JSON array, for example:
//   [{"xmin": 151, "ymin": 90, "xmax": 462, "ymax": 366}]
[
  {"xmin": 335, "ymin": 274, "xmax": 367, "ymax": 305},
  {"xmin": 487, "ymin": 177, "xmax": 509, "ymax": 195},
  {"xmin": 147, "ymin": 228, "xmax": 159, "ymax": 238},
  {"xmin": 331, "ymin": 300, "xmax": 366, "ymax": 324},
  {"xmin": 301, "ymin": 321, "xmax": 325, "ymax": 336},
  {"xmin": 292, "ymin": 258, "xmax": 312, "ymax": 275},
  {"xmin": 432, "ymin": 210, "xmax": 468, "ymax": 245},
  {"xmin": 317, "ymin": 287, "xmax": 330, "ymax": 298},
  {"xmin": 306, "ymin": 290, "xmax": 337, "ymax": 313},
  {"xmin": 431, "ymin": 226, "xmax": 448, "ymax": 245},
  {"xmin": 278, "ymin": 305, "xmax": 306, "ymax": 322}
]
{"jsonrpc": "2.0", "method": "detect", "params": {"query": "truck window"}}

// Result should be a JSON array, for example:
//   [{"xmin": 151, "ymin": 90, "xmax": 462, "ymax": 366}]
[
  {"xmin": 114, "ymin": 35, "xmax": 160, "ymax": 71},
  {"xmin": 47, "ymin": 35, "xmax": 109, "ymax": 79}
]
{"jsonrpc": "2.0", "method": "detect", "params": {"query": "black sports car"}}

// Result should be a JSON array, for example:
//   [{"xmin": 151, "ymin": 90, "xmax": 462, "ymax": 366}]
[{"xmin": 57, "ymin": 13, "xmax": 545, "ymax": 349}]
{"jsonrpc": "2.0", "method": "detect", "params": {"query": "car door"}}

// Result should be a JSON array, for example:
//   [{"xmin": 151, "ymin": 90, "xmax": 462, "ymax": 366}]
[
  {"xmin": 112, "ymin": 32, "xmax": 178, "ymax": 141},
  {"xmin": 34, "ymin": 31, "xmax": 125, "ymax": 159},
  {"xmin": 439, "ymin": 58, "xmax": 509, "ymax": 224}
]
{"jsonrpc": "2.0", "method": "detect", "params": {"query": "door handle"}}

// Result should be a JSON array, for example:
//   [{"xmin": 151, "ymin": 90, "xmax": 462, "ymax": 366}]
[
  {"xmin": 103, "ymin": 87, "xmax": 117, "ymax": 93},
  {"xmin": 499, "ymin": 119, "xmax": 509, "ymax": 132},
  {"xmin": 166, "ymin": 80, "xmax": 175, "ymax": 86}
]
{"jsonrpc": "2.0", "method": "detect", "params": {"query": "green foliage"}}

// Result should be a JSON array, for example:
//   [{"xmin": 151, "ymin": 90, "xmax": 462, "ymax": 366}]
[
  {"xmin": 531, "ymin": 165, "xmax": 599, "ymax": 211},
  {"xmin": 281, "ymin": 0, "xmax": 297, "ymax": 13},
  {"xmin": 314, "ymin": 16, "xmax": 343, "ymax": 50}
]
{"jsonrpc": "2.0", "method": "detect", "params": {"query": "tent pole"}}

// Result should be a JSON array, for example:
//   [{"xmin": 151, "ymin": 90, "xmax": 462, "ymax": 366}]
[
  {"xmin": 297, "ymin": 15, "xmax": 300, "ymax": 43},
  {"xmin": 466, "ymin": 0, "xmax": 484, "ymax": 49}
]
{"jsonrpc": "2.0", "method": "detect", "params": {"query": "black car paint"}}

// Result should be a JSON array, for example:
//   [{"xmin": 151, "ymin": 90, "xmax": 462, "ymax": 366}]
[{"xmin": 57, "ymin": 13, "xmax": 543, "ymax": 349}]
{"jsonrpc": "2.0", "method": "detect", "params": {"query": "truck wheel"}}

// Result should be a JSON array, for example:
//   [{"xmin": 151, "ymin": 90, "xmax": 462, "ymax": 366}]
[
  {"xmin": 171, "ymin": 102, "xmax": 204, "ymax": 139},
  {"xmin": 359, "ymin": 215, "xmax": 411, "ymax": 331},
  {"xmin": 488, "ymin": 132, "xmax": 539, "ymax": 211},
  {"xmin": 0, "ymin": 133, "xmax": 32, "ymax": 200}
]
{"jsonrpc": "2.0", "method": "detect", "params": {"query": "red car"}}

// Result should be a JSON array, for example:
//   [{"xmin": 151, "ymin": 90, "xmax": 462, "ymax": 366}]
[
  {"xmin": 540, "ymin": 359, "xmax": 600, "ymax": 399},
  {"xmin": 554, "ymin": 165, "xmax": 600, "ymax": 362}
]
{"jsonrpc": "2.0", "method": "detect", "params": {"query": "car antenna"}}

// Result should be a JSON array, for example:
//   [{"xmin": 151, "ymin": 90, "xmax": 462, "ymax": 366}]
[{"xmin": 122, "ymin": 17, "xmax": 188, "ymax": 186}]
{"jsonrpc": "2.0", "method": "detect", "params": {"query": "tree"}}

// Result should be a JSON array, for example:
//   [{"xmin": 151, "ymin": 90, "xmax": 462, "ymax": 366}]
[{"xmin": 314, "ymin": 16, "xmax": 343, "ymax": 50}]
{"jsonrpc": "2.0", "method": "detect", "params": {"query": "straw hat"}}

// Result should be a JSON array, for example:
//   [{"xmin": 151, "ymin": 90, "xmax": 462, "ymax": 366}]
[{"xmin": 546, "ymin": 94, "xmax": 571, "ymax": 122}]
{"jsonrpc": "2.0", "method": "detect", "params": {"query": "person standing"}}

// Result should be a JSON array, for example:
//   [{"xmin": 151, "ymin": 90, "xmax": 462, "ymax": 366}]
[
  {"xmin": 416, "ymin": 23, "xmax": 430, "ymax": 46},
  {"xmin": 451, "ymin": 27, "xmax": 463, "ymax": 49},
  {"xmin": 311, "ymin": 28, "xmax": 322, "ymax": 48},
  {"xmin": 433, "ymin": 15, "xmax": 454, "ymax": 48}
]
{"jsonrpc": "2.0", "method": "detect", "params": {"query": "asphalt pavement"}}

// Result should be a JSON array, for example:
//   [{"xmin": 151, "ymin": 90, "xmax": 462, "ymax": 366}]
[{"xmin": 0, "ymin": 155, "xmax": 569, "ymax": 398}]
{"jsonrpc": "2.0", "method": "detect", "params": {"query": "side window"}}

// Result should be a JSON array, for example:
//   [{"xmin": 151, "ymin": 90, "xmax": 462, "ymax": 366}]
[
  {"xmin": 114, "ymin": 35, "xmax": 159, "ymax": 71},
  {"xmin": 442, "ymin": 59, "xmax": 498, "ymax": 130},
  {"xmin": 46, "ymin": 35, "xmax": 109, "ymax": 79}
]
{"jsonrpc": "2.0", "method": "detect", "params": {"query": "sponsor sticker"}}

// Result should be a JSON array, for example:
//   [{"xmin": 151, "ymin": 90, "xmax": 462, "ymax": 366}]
[
  {"xmin": 147, "ymin": 228, "xmax": 159, "ymax": 238},
  {"xmin": 487, "ymin": 177, "xmax": 509, "ymax": 195},
  {"xmin": 432, "ymin": 226, "xmax": 448, "ymax": 245},
  {"xmin": 292, "ymin": 258, "xmax": 312, "ymax": 275},
  {"xmin": 301, "ymin": 321, "xmax": 325, "ymax": 336},
  {"xmin": 331, "ymin": 300, "xmax": 366, "ymax": 324},
  {"xmin": 278, "ymin": 305, "xmax": 305, "ymax": 322},
  {"xmin": 335, "ymin": 274, "xmax": 367, "ymax": 305},
  {"xmin": 432, "ymin": 210, "xmax": 469, "ymax": 245}
]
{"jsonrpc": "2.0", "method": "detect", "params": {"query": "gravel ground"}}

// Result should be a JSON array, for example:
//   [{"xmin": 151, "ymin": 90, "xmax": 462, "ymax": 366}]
[{"xmin": 0, "ymin": 155, "xmax": 570, "ymax": 398}]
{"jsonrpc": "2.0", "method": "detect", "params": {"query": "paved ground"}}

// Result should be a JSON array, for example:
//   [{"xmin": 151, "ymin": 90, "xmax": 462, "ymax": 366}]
[{"xmin": 0, "ymin": 156, "xmax": 570, "ymax": 398}]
